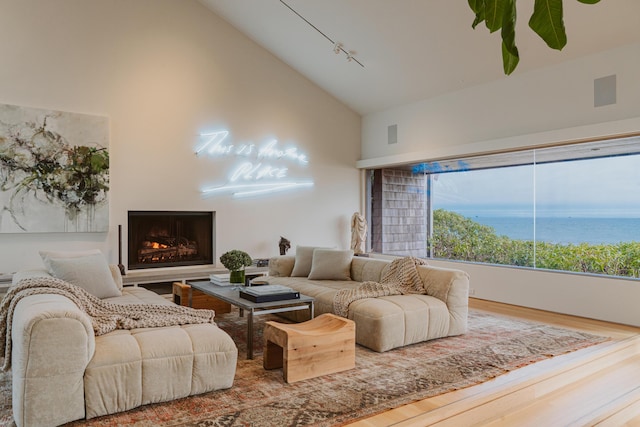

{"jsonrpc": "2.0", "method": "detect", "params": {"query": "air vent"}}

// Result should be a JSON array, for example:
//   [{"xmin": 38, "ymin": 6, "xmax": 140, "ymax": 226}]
[
  {"xmin": 388, "ymin": 124, "xmax": 398, "ymax": 145},
  {"xmin": 594, "ymin": 74, "xmax": 616, "ymax": 107}
]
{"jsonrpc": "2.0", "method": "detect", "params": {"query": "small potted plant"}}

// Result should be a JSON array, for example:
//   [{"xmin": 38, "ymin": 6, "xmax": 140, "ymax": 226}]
[{"xmin": 219, "ymin": 250, "xmax": 253, "ymax": 284}]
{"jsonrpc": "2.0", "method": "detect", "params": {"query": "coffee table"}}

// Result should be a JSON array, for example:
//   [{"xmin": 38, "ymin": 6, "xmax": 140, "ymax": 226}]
[{"xmin": 186, "ymin": 280, "xmax": 315, "ymax": 359}]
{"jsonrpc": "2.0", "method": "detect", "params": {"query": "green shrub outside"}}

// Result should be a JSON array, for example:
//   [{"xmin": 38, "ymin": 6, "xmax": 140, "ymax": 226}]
[{"xmin": 430, "ymin": 209, "xmax": 640, "ymax": 278}]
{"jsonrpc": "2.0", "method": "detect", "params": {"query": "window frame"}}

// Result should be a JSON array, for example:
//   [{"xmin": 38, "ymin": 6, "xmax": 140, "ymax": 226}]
[{"xmin": 366, "ymin": 135, "xmax": 640, "ymax": 279}]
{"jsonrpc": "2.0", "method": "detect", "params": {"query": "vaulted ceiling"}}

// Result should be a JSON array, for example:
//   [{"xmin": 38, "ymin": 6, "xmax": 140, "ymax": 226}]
[{"xmin": 200, "ymin": 0, "xmax": 640, "ymax": 115}]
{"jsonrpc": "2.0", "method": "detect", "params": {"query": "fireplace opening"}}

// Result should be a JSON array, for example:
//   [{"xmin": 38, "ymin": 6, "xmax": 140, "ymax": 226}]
[{"xmin": 128, "ymin": 211, "xmax": 214, "ymax": 270}]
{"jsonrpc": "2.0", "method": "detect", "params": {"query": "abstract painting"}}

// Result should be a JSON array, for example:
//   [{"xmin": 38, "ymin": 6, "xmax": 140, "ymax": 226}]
[{"xmin": 0, "ymin": 103, "xmax": 109, "ymax": 233}]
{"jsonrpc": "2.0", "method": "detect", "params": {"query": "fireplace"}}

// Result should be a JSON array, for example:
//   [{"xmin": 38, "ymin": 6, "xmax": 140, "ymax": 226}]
[{"xmin": 128, "ymin": 211, "xmax": 214, "ymax": 270}]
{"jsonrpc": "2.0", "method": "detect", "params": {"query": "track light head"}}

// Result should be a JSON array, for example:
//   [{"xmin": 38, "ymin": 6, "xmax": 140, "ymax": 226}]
[{"xmin": 280, "ymin": 0, "xmax": 364, "ymax": 68}]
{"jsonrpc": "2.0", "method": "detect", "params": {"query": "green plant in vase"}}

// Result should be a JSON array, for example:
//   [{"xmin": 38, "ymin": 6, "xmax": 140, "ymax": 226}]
[{"xmin": 219, "ymin": 250, "xmax": 253, "ymax": 284}]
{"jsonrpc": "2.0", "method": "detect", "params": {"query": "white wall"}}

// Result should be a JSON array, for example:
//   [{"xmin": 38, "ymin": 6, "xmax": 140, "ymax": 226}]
[
  {"xmin": 431, "ymin": 260, "xmax": 640, "ymax": 327},
  {"xmin": 360, "ymin": 43, "xmax": 640, "ymax": 327},
  {"xmin": 0, "ymin": 0, "xmax": 361, "ymax": 274},
  {"xmin": 360, "ymin": 42, "xmax": 640, "ymax": 166}
]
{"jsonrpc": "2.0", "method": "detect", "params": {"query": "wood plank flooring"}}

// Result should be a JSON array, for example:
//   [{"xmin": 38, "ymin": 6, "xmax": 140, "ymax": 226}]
[{"xmin": 347, "ymin": 298, "xmax": 640, "ymax": 427}]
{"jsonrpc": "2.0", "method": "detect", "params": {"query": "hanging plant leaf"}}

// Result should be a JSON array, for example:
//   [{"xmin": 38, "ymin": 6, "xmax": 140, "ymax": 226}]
[
  {"xmin": 485, "ymin": 0, "xmax": 507, "ymax": 32},
  {"xmin": 468, "ymin": 0, "xmax": 486, "ymax": 29},
  {"xmin": 502, "ymin": 42, "xmax": 520, "ymax": 75},
  {"xmin": 529, "ymin": 0, "xmax": 567, "ymax": 50},
  {"xmin": 501, "ymin": 0, "xmax": 519, "ymax": 74},
  {"xmin": 468, "ymin": 0, "xmax": 601, "ymax": 75}
]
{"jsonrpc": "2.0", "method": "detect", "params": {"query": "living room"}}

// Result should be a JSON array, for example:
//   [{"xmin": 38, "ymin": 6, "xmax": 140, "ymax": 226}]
[
  {"xmin": 2, "ymin": 0, "xmax": 639, "ymax": 328},
  {"xmin": 1, "ymin": 0, "xmax": 640, "ymax": 425}
]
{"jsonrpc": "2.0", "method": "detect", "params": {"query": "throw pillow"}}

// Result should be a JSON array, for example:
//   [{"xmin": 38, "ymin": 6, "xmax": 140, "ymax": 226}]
[
  {"xmin": 39, "ymin": 249, "xmax": 102, "ymax": 274},
  {"xmin": 308, "ymin": 249, "xmax": 354, "ymax": 280},
  {"xmin": 108, "ymin": 264, "xmax": 124, "ymax": 291},
  {"xmin": 291, "ymin": 246, "xmax": 323, "ymax": 277},
  {"xmin": 47, "ymin": 253, "xmax": 122, "ymax": 299}
]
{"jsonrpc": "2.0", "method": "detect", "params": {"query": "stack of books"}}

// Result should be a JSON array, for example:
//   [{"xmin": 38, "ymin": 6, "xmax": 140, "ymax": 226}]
[
  {"xmin": 209, "ymin": 273, "xmax": 232, "ymax": 286},
  {"xmin": 239, "ymin": 285, "xmax": 300, "ymax": 303},
  {"xmin": 210, "ymin": 273, "xmax": 268, "ymax": 287}
]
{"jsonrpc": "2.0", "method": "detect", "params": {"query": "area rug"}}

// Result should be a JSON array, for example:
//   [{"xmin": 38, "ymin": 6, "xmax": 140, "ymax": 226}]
[{"xmin": 0, "ymin": 309, "xmax": 609, "ymax": 427}]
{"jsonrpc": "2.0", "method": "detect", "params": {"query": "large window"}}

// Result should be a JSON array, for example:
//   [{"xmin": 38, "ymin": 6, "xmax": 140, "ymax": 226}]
[{"xmin": 368, "ymin": 136, "xmax": 640, "ymax": 278}]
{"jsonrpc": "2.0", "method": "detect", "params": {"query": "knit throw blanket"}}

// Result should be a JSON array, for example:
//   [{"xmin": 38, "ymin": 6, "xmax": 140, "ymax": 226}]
[
  {"xmin": 333, "ymin": 257, "xmax": 427, "ymax": 317},
  {"xmin": 0, "ymin": 277, "xmax": 216, "ymax": 371}
]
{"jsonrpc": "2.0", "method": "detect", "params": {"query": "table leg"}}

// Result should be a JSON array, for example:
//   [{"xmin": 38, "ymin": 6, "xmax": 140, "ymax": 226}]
[
  {"xmin": 309, "ymin": 301, "xmax": 315, "ymax": 318},
  {"xmin": 188, "ymin": 287, "xmax": 193, "ymax": 307},
  {"xmin": 247, "ymin": 309, "xmax": 254, "ymax": 359}
]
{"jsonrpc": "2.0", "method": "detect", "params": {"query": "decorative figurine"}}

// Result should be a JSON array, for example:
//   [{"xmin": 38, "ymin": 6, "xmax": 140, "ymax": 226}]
[
  {"xmin": 350, "ymin": 212, "xmax": 367, "ymax": 254},
  {"xmin": 279, "ymin": 236, "xmax": 291, "ymax": 255}
]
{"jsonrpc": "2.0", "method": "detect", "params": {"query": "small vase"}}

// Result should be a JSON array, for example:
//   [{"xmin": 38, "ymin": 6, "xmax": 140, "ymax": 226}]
[{"xmin": 229, "ymin": 269, "xmax": 245, "ymax": 284}]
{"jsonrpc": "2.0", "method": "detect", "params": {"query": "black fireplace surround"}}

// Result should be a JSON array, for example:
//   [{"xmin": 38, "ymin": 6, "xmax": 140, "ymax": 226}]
[{"xmin": 128, "ymin": 211, "xmax": 214, "ymax": 270}]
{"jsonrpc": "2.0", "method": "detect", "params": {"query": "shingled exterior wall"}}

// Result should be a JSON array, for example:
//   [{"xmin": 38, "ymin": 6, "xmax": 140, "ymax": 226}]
[{"xmin": 371, "ymin": 169, "xmax": 426, "ymax": 258}]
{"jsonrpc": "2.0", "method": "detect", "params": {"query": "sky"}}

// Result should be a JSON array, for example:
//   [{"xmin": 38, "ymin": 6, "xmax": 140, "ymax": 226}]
[{"xmin": 432, "ymin": 154, "xmax": 640, "ymax": 218}]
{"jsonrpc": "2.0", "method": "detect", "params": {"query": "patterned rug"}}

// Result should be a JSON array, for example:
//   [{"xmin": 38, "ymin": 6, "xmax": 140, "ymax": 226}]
[{"xmin": 0, "ymin": 309, "xmax": 609, "ymax": 427}]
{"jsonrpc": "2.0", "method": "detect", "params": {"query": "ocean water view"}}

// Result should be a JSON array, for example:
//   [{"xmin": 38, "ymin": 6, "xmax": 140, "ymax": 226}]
[{"xmin": 469, "ymin": 216, "xmax": 640, "ymax": 245}]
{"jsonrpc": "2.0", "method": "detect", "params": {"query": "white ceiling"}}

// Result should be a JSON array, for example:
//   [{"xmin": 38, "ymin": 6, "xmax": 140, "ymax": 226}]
[{"xmin": 200, "ymin": 0, "xmax": 640, "ymax": 116}]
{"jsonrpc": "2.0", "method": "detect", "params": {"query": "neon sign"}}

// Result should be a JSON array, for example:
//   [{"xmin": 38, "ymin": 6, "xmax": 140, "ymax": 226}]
[{"xmin": 196, "ymin": 130, "xmax": 313, "ymax": 198}]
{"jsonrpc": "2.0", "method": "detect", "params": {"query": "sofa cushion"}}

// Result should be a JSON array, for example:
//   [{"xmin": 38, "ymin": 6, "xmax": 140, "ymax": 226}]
[
  {"xmin": 84, "ymin": 323, "xmax": 237, "ymax": 418},
  {"xmin": 109, "ymin": 265, "xmax": 124, "ymax": 291},
  {"xmin": 291, "ymin": 246, "xmax": 327, "ymax": 277},
  {"xmin": 10, "ymin": 294, "xmax": 95, "ymax": 427},
  {"xmin": 308, "ymin": 249, "xmax": 354, "ymax": 280},
  {"xmin": 104, "ymin": 286, "xmax": 172, "ymax": 305},
  {"xmin": 13, "ymin": 265, "xmax": 124, "ymax": 291},
  {"xmin": 350, "ymin": 257, "xmax": 390, "ymax": 282},
  {"xmin": 47, "ymin": 253, "xmax": 122, "ymax": 299},
  {"xmin": 39, "ymin": 249, "xmax": 102, "ymax": 273},
  {"xmin": 11, "ymin": 269, "xmax": 51, "ymax": 284},
  {"xmin": 86, "ymin": 286, "xmax": 237, "ymax": 418},
  {"xmin": 268, "ymin": 255, "xmax": 295, "ymax": 277},
  {"xmin": 348, "ymin": 294, "xmax": 450, "ymax": 352},
  {"xmin": 262, "ymin": 276, "xmax": 358, "ymax": 316}
]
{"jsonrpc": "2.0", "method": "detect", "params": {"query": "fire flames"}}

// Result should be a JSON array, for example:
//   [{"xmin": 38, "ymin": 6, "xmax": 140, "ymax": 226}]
[{"xmin": 138, "ymin": 237, "xmax": 198, "ymax": 264}]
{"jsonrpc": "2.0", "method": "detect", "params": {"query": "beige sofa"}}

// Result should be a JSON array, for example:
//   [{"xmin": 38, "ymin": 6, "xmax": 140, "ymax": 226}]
[
  {"xmin": 266, "ymin": 252, "xmax": 470, "ymax": 352},
  {"xmin": 9, "ymin": 266, "xmax": 237, "ymax": 427}
]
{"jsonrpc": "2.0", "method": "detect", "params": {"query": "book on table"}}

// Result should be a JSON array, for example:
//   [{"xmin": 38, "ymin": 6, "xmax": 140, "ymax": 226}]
[
  {"xmin": 210, "ymin": 273, "xmax": 233, "ymax": 286},
  {"xmin": 239, "ymin": 285, "xmax": 300, "ymax": 303},
  {"xmin": 211, "ymin": 272, "xmax": 267, "ymax": 287}
]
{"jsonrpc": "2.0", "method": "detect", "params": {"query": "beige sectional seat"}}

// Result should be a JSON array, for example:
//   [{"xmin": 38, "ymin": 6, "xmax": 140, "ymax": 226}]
[
  {"xmin": 9, "ymin": 267, "xmax": 237, "ymax": 427},
  {"xmin": 266, "ymin": 253, "xmax": 469, "ymax": 352}
]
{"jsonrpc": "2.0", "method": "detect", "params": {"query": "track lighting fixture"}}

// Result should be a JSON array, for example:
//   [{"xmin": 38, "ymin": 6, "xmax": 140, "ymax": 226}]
[
  {"xmin": 333, "ymin": 42, "xmax": 359, "ymax": 65},
  {"xmin": 280, "ymin": 0, "xmax": 365, "ymax": 68}
]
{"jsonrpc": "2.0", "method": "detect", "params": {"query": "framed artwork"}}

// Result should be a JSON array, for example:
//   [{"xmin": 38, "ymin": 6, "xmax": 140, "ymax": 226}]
[{"xmin": 0, "ymin": 103, "xmax": 109, "ymax": 233}]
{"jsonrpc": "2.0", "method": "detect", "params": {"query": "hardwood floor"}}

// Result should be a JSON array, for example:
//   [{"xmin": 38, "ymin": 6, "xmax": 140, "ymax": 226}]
[{"xmin": 347, "ymin": 298, "xmax": 640, "ymax": 427}]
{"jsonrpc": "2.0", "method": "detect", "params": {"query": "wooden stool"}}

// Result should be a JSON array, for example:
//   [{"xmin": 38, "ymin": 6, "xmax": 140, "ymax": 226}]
[
  {"xmin": 172, "ymin": 282, "xmax": 231, "ymax": 314},
  {"xmin": 263, "ymin": 313, "xmax": 356, "ymax": 383}
]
